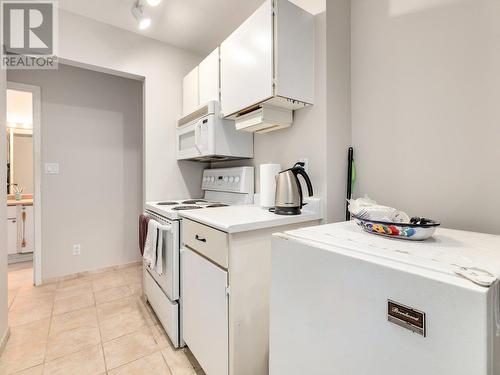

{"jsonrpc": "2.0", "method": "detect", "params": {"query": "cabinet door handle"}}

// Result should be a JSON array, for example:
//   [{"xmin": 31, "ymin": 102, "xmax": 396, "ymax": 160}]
[
  {"xmin": 21, "ymin": 210, "xmax": 26, "ymax": 248},
  {"xmin": 195, "ymin": 235, "xmax": 207, "ymax": 243}
]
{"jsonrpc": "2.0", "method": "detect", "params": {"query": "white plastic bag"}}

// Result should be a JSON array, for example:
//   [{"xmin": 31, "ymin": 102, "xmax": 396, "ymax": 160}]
[{"xmin": 348, "ymin": 196, "xmax": 410, "ymax": 223}]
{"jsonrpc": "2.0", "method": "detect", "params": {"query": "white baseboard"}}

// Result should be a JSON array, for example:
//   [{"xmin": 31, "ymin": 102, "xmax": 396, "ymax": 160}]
[{"xmin": 42, "ymin": 260, "xmax": 142, "ymax": 285}]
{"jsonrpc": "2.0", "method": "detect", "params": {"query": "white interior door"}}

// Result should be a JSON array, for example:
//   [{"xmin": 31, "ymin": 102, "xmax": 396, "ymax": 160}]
[
  {"xmin": 182, "ymin": 247, "xmax": 228, "ymax": 375},
  {"xmin": 220, "ymin": 0, "xmax": 273, "ymax": 116}
]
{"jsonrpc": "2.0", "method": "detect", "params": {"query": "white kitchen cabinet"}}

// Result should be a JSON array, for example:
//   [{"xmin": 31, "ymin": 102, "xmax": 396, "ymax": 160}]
[
  {"xmin": 6, "ymin": 216, "xmax": 18, "ymax": 255},
  {"xmin": 199, "ymin": 48, "xmax": 220, "ymax": 105},
  {"xmin": 18, "ymin": 205, "xmax": 34, "ymax": 254},
  {"xmin": 220, "ymin": 0, "xmax": 314, "ymax": 118},
  {"xmin": 182, "ymin": 66, "xmax": 199, "ymax": 116},
  {"xmin": 182, "ymin": 247, "xmax": 228, "ymax": 375},
  {"xmin": 181, "ymin": 217, "xmax": 321, "ymax": 375},
  {"xmin": 6, "ymin": 204, "xmax": 34, "ymax": 255},
  {"xmin": 220, "ymin": 0, "xmax": 273, "ymax": 118}
]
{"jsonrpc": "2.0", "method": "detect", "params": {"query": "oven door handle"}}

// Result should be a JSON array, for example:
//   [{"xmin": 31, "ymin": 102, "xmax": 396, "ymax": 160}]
[{"xmin": 157, "ymin": 224, "xmax": 172, "ymax": 233}]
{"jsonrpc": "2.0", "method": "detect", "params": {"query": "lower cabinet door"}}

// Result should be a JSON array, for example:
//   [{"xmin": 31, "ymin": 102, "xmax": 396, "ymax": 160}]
[
  {"xmin": 182, "ymin": 247, "xmax": 228, "ymax": 375},
  {"xmin": 7, "ymin": 218, "xmax": 18, "ymax": 255},
  {"xmin": 19, "ymin": 206, "xmax": 34, "ymax": 254}
]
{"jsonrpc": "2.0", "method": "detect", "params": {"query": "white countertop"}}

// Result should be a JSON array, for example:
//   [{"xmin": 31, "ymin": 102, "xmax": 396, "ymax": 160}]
[{"xmin": 179, "ymin": 198, "xmax": 323, "ymax": 234}]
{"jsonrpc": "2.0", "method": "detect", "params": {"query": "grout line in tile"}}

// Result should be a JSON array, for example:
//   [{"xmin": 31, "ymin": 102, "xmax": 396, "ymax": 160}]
[
  {"xmin": 3, "ymin": 266, "xmax": 150, "ymax": 373},
  {"xmin": 162, "ymin": 349, "xmax": 177, "ymax": 375},
  {"xmin": 95, "ymin": 292, "xmax": 109, "ymax": 374},
  {"xmin": 42, "ymin": 292, "xmax": 56, "ymax": 365},
  {"xmin": 10, "ymin": 363, "xmax": 43, "ymax": 375},
  {"xmin": 106, "ymin": 348, "xmax": 163, "ymax": 373}
]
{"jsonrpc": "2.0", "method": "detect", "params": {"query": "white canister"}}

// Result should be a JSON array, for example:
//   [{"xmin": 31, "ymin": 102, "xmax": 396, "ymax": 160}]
[{"xmin": 260, "ymin": 163, "xmax": 282, "ymax": 208}]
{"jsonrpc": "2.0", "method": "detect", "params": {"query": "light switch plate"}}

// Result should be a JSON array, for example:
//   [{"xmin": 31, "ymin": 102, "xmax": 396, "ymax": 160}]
[{"xmin": 45, "ymin": 163, "xmax": 59, "ymax": 174}]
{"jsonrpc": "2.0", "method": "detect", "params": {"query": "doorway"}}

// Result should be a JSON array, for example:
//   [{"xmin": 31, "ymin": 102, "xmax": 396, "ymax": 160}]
[{"xmin": 5, "ymin": 82, "xmax": 41, "ymax": 286}]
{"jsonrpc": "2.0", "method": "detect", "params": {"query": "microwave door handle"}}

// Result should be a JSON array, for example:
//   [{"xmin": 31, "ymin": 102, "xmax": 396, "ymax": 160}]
[{"xmin": 194, "ymin": 122, "xmax": 202, "ymax": 153}]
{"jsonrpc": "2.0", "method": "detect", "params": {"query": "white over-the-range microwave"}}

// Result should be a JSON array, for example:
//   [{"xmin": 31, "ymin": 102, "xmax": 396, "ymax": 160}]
[{"xmin": 176, "ymin": 101, "xmax": 253, "ymax": 161}]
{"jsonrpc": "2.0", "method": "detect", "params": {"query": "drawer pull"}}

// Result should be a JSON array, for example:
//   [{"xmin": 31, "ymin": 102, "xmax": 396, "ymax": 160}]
[{"xmin": 195, "ymin": 235, "xmax": 207, "ymax": 243}]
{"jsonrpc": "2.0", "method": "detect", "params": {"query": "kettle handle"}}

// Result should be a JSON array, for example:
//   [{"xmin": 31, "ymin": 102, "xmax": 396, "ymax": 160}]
[{"xmin": 292, "ymin": 163, "xmax": 314, "ymax": 208}]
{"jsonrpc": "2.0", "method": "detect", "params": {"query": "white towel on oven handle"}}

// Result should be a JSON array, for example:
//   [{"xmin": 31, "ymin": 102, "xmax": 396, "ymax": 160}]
[
  {"xmin": 143, "ymin": 220, "xmax": 159, "ymax": 270},
  {"xmin": 143, "ymin": 220, "xmax": 172, "ymax": 274},
  {"xmin": 153, "ymin": 223, "xmax": 172, "ymax": 275}
]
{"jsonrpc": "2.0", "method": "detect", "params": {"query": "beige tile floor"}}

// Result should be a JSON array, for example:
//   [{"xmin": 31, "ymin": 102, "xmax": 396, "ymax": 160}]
[{"xmin": 2, "ymin": 261, "xmax": 205, "ymax": 375}]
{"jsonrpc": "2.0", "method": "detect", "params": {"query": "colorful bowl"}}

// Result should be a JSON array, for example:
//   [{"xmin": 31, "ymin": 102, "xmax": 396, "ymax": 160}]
[{"xmin": 353, "ymin": 216, "xmax": 440, "ymax": 241}]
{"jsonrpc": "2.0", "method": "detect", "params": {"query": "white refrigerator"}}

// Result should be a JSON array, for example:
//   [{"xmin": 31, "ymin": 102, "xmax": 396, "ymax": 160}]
[{"xmin": 270, "ymin": 222, "xmax": 500, "ymax": 375}]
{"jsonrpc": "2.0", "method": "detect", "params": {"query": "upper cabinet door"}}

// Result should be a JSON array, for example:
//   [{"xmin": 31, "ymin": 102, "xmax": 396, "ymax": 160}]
[
  {"xmin": 199, "ymin": 48, "xmax": 220, "ymax": 105},
  {"xmin": 220, "ymin": 0, "xmax": 273, "ymax": 117},
  {"xmin": 182, "ymin": 66, "xmax": 199, "ymax": 116}
]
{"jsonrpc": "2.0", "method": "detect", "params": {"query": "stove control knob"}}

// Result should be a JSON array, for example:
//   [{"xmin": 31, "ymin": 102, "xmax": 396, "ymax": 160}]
[
  {"xmin": 210, "ymin": 176, "xmax": 215, "ymax": 182},
  {"xmin": 224, "ymin": 177, "xmax": 229, "ymax": 183},
  {"xmin": 235, "ymin": 177, "xmax": 240, "ymax": 183},
  {"xmin": 229, "ymin": 177, "xmax": 234, "ymax": 183}
]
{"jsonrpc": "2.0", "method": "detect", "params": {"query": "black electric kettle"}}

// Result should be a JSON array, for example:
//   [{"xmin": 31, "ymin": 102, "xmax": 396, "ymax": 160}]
[{"xmin": 273, "ymin": 162, "xmax": 314, "ymax": 215}]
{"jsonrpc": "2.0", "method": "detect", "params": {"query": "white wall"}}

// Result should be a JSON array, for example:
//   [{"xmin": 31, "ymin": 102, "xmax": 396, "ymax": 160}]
[
  {"xmin": 326, "ymin": 0, "xmax": 351, "ymax": 222},
  {"xmin": 254, "ymin": 13, "xmax": 328, "ymax": 208},
  {"xmin": 215, "ymin": 11, "xmax": 352, "ymax": 224},
  {"xmin": 0, "ymin": 69, "xmax": 8, "ymax": 346},
  {"xmin": 214, "ymin": 13, "xmax": 329, "ymax": 216},
  {"xmin": 7, "ymin": 64, "xmax": 143, "ymax": 280},
  {"xmin": 8, "ymin": 64, "xmax": 144, "ymax": 280},
  {"xmin": 57, "ymin": 10, "xmax": 204, "ymax": 201},
  {"xmin": 351, "ymin": 0, "xmax": 500, "ymax": 234}
]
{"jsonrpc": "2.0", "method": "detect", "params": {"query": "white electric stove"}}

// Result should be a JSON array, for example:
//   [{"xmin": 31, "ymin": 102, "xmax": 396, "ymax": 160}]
[
  {"xmin": 146, "ymin": 166, "xmax": 255, "ymax": 220},
  {"xmin": 143, "ymin": 167, "xmax": 254, "ymax": 348}
]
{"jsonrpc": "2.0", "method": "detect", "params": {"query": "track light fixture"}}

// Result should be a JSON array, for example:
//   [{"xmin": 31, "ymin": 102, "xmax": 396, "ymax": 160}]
[
  {"xmin": 146, "ymin": 0, "xmax": 162, "ymax": 6},
  {"xmin": 132, "ymin": 3, "xmax": 151, "ymax": 30}
]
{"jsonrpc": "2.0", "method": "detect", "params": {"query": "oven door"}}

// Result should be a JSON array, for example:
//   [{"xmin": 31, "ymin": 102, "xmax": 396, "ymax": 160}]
[
  {"xmin": 144, "ymin": 213, "xmax": 180, "ymax": 301},
  {"xmin": 176, "ymin": 115, "xmax": 213, "ymax": 160}
]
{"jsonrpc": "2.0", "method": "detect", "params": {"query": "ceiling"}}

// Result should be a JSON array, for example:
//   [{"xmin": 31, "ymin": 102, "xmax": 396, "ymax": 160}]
[{"xmin": 59, "ymin": 0, "xmax": 326, "ymax": 55}]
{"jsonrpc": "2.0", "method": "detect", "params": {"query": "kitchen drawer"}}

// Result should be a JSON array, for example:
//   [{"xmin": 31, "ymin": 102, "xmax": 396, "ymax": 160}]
[
  {"xmin": 144, "ymin": 269, "xmax": 180, "ymax": 348},
  {"xmin": 183, "ymin": 219, "xmax": 228, "ymax": 269}
]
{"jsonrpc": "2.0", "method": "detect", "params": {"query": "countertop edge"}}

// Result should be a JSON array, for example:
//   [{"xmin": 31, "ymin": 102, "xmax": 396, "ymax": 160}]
[
  {"xmin": 180, "ymin": 212, "xmax": 323, "ymax": 234},
  {"xmin": 7, "ymin": 200, "xmax": 34, "ymax": 207}
]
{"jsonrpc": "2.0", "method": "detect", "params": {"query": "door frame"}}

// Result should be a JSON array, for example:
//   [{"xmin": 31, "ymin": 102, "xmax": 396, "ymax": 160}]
[{"xmin": 7, "ymin": 81, "xmax": 42, "ymax": 286}]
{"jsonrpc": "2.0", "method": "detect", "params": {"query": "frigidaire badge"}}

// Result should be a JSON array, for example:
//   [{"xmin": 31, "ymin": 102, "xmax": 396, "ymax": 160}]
[{"xmin": 387, "ymin": 300, "xmax": 426, "ymax": 337}]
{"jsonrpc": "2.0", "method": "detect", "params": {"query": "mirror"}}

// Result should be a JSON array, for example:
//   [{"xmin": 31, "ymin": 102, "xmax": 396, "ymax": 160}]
[
  {"xmin": 6, "ymin": 129, "xmax": 33, "ymax": 195},
  {"xmin": 6, "ymin": 89, "xmax": 34, "ymax": 196}
]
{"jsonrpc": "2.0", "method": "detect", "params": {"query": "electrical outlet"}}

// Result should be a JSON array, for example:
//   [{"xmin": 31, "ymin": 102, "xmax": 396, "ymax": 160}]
[
  {"xmin": 73, "ymin": 244, "xmax": 81, "ymax": 255},
  {"xmin": 299, "ymin": 157, "xmax": 309, "ymax": 173}
]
